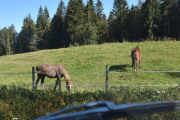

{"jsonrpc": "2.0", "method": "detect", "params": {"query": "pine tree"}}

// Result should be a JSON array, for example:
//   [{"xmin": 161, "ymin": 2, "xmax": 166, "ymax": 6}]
[
  {"xmin": 86, "ymin": 0, "xmax": 97, "ymax": 24},
  {"xmin": 17, "ymin": 14, "xmax": 36, "ymax": 53},
  {"xmin": 42, "ymin": 6, "xmax": 50, "ymax": 49},
  {"xmin": 126, "ymin": 5, "xmax": 142, "ymax": 41},
  {"xmin": 161, "ymin": 0, "xmax": 177, "ymax": 38},
  {"xmin": 75, "ymin": 0, "xmax": 86, "ymax": 45},
  {"xmin": 0, "ymin": 25, "xmax": 16, "ymax": 55},
  {"xmin": 85, "ymin": 0, "xmax": 97, "ymax": 44},
  {"xmin": 8, "ymin": 24, "xmax": 16, "ymax": 54},
  {"xmin": 44, "ymin": 7, "xmax": 50, "ymax": 28},
  {"xmin": 177, "ymin": 0, "xmax": 180, "ymax": 40},
  {"xmin": 36, "ymin": 6, "xmax": 45, "ymax": 49},
  {"xmin": 95, "ymin": 0, "xmax": 108, "ymax": 43},
  {"xmin": 2, "ymin": 27, "xmax": 10, "ymax": 55},
  {"xmin": 65, "ymin": 0, "xmax": 86, "ymax": 45},
  {"xmin": 48, "ymin": 0, "xmax": 65, "ymax": 48},
  {"xmin": 95, "ymin": 0, "xmax": 104, "ymax": 21},
  {"xmin": 56, "ymin": 0, "xmax": 66, "ymax": 18},
  {"xmin": 141, "ymin": 0, "xmax": 161, "ymax": 39},
  {"xmin": 0, "ymin": 27, "xmax": 8, "ymax": 55},
  {"xmin": 112, "ymin": 0, "xmax": 129, "ymax": 42},
  {"xmin": 108, "ymin": 11, "xmax": 115, "ymax": 42},
  {"xmin": 0, "ymin": 29, "xmax": 5, "ymax": 55}
]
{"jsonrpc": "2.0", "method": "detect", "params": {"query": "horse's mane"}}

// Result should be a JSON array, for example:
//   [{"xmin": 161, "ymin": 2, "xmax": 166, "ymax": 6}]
[
  {"xmin": 58, "ymin": 65, "xmax": 71, "ymax": 81},
  {"xmin": 136, "ymin": 46, "xmax": 140, "ymax": 50},
  {"xmin": 133, "ymin": 46, "xmax": 140, "ymax": 51}
]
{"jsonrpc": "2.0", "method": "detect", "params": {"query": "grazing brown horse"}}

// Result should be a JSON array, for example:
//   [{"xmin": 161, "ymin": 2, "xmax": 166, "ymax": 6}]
[
  {"xmin": 35, "ymin": 64, "xmax": 72, "ymax": 92},
  {"xmin": 131, "ymin": 46, "xmax": 141, "ymax": 72}
]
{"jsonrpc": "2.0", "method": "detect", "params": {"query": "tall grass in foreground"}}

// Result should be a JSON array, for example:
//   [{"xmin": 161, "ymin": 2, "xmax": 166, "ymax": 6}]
[{"xmin": 0, "ymin": 86, "xmax": 180, "ymax": 119}]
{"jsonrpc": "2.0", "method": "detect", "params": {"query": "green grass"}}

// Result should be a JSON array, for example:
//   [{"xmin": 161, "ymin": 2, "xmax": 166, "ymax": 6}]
[
  {"xmin": 0, "ymin": 41, "xmax": 180, "ymax": 119},
  {"xmin": 0, "ymin": 41, "xmax": 180, "ymax": 89}
]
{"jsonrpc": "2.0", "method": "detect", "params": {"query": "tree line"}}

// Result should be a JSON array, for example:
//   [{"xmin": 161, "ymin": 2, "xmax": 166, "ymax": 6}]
[{"xmin": 0, "ymin": 0, "xmax": 180, "ymax": 55}]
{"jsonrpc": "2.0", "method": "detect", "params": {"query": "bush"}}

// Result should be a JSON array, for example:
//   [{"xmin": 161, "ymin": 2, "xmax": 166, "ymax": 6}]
[{"xmin": 0, "ymin": 86, "xmax": 179, "ymax": 119}]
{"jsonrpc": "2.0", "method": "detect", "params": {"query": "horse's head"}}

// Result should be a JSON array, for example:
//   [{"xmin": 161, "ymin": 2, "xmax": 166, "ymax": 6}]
[{"xmin": 66, "ymin": 79, "xmax": 72, "ymax": 91}]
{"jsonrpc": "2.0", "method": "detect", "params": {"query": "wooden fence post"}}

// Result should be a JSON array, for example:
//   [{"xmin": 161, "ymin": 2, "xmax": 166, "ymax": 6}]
[
  {"xmin": 106, "ymin": 65, "xmax": 109, "ymax": 92},
  {"xmin": 32, "ymin": 67, "xmax": 35, "ymax": 90}
]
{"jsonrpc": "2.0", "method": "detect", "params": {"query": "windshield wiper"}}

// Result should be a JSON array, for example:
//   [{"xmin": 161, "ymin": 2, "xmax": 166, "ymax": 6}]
[{"xmin": 35, "ymin": 100, "xmax": 180, "ymax": 120}]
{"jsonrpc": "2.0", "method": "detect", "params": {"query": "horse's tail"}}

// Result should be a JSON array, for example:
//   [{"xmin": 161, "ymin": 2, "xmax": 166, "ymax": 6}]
[
  {"xmin": 131, "ymin": 49, "xmax": 136, "ymax": 68},
  {"xmin": 135, "ymin": 46, "xmax": 141, "ymax": 64},
  {"xmin": 36, "ymin": 64, "xmax": 48, "ymax": 71}
]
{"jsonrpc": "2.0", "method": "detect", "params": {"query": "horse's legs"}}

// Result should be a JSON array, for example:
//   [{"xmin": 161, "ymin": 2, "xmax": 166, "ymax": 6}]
[
  {"xmin": 139, "ymin": 59, "xmax": 141, "ymax": 68},
  {"xmin": 53, "ymin": 78, "xmax": 61, "ymax": 91},
  {"xmin": 35, "ymin": 75, "xmax": 41, "ymax": 90},
  {"xmin": 135, "ymin": 60, "xmax": 137, "ymax": 72},
  {"xmin": 137, "ymin": 63, "xmax": 139, "ymax": 72},
  {"xmin": 54, "ymin": 74, "xmax": 61, "ymax": 92},
  {"xmin": 41, "ymin": 75, "xmax": 46, "ymax": 93},
  {"xmin": 54, "ymin": 79, "xmax": 58, "ymax": 91},
  {"xmin": 54, "ymin": 77, "xmax": 61, "ymax": 91},
  {"xmin": 59, "ymin": 77, "xmax": 61, "ymax": 92}
]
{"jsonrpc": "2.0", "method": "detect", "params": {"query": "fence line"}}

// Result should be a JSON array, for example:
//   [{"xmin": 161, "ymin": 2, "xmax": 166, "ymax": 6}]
[
  {"xmin": 0, "ymin": 84, "xmax": 179, "ymax": 88},
  {"xmin": 0, "ymin": 66, "xmax": 179, "ymax": 91},
  {"xmin": 109, "ymin": 71, "xmax": 180, "ymax": 74},
  {"xmin": 0, "ymin": 72, "xmax": 31, "ymax": 75},
  {"xmin": 0, "ymin": 70, "xmax": 180, "ymax": 75}
]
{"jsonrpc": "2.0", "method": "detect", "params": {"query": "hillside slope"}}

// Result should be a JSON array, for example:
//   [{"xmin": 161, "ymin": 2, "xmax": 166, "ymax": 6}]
[{"xmin": 0, "ymin": 41, "xmax": 179, "ymax": 87}]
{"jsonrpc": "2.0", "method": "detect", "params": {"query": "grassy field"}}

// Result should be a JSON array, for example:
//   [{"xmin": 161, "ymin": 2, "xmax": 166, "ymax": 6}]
[
  {"xmin": 0, "ymin": 41, "xmax": 180, "ymax": 119},
  {"xmin": 0, "ymin": 41, "xmax": 179, "ymax": 90}
]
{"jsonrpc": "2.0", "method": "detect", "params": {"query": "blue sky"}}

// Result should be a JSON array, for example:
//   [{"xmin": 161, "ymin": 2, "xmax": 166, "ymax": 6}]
[{"xmin": 0, "ymin": 0, "xmax": 138, "ymax": 33}]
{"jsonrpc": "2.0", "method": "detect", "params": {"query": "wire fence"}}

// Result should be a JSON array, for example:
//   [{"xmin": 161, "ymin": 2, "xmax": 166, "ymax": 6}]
[
  {"xmin": 0, "ymin": 70, "xmax": 180, "ymax": 75},
  {"xmin": 0, "ymin": 65, "xmax": 179, "ymax": 91}
]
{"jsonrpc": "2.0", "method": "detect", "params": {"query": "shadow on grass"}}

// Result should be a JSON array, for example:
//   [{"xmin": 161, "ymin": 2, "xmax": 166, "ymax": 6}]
[
  {"xmin": 167, "ymin": 72, "xmax": 180, "ymax": 78},
  {"xmin": 109, "ymin": 64, "xmax": 131, "ymax": 72}
]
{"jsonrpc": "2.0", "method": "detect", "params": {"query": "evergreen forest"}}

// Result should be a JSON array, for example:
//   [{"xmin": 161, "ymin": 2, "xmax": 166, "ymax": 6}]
[{"xmin": 0, "ymin": 0, "xmax": 180, "ymax": 55}]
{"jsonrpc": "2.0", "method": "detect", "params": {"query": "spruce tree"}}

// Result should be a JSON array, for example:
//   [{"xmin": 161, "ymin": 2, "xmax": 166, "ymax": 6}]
[
  {"xmin": 65, "ymin": 0, "xmax": 86, "ymax": 45},
  {"xmin": 177, "ymin": 0, "xmax": 180, "ymax": 40},
  {"xmin": 85, "ymin": 0, "xmax": 97, "ymax": 44},
  {"xmin": 43, "ymin": 6, "xmax": 50, "ymax": 49},
  {"xmin": 126, "ymin": 5, "xmax": 142, "ymax": 41},
  {"xmin": 95, "ymin": 0, "xmax": 108, "ymax": 43},
  {"xmin": 3, "ymin": 27, "xmax": 10, "ymax": 55},
  {"xmin": 0, "ymin": 29, "xmax": 5, "ymax": 55},
  {"xmin": 112, "ymin": 0, "xmax": 129, "ymax": 42},
  {"xmin": 36, "ymin": 6, "xmax": 45, "ymax": 49},
  {"xmin": 0, "ymin": 27, "xmax": 8, "ymax": 55},
  {"xmin": 17, "ymin": 14, "xmax": 36, "ymax": 53},
  {"xmin": 56, "ymin": 0, "xmax": 66, "ymax": 18},
  {"xmin": 0, "ymin": 25, "xmax": 16, "ymax": 55},
  {"xmin": 8, "ymin": 24, "xmax": 16, "ymax": 54},
  {"xmin": 95, "ymin": 0, "xmax": 104, "ymax": 21},
  {"xmin": 108, "ymin": 11, "xmax": 115, "ymax": 42},
  {"xmin": 48, "ymin": 0, "xmax": 65, "ymax": 48},
  {"xmin": 141, "ymin": 0, "xmax": 161, "ymax": 39},
  {"xmin": 161, "ymin": 0, "xmax": 177, "ymax": 38},
  {"xmin": 86, "ymin": 0, "xmax": 97, "ymax": 24}
]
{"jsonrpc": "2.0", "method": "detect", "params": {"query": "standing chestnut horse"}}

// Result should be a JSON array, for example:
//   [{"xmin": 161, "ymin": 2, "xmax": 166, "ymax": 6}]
[
  {"xmin": 35, "ymin": 64, "xmax": 72, "ymax": 92},
  {"xmin": 131, "ymin": 46, "xmax": 141, "ymax": 72}
]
